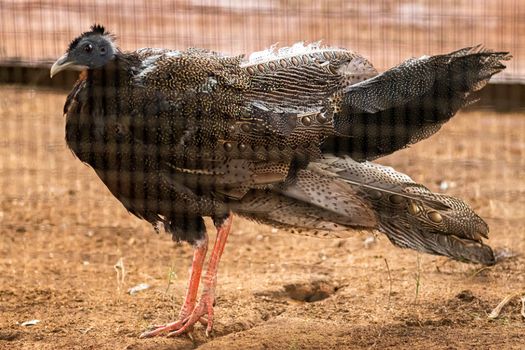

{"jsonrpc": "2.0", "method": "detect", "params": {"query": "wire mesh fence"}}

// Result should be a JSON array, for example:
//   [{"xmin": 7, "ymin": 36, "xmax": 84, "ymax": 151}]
[
  {"xmin": 0, "ymin": 1, "xmax": 523, "ymax": 209},
  {"xmin": 0, "ymin": 0, "xmax": 523, "ymax": 218},
  {"xmin": 0, "ymin": 0, "xmax": 524, "ymax": 82},
  {"xmin": 0, "ymin": 3, "xmax": 524, "ymax": 347}
]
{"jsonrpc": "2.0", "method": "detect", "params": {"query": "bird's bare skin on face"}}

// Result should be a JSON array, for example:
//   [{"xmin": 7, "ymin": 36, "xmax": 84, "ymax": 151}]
[{"xmin": 51, "ymin": 24, "xmax": 509, "ymax": 337}]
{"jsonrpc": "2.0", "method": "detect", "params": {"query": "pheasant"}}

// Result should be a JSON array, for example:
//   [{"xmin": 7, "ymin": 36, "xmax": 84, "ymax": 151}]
[{"xmin": 50, "ymin": 24, "xmax": 510, "ymax": 338}]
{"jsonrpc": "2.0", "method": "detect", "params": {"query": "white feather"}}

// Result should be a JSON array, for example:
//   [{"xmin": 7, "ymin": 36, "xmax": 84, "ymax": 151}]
[
  {"xmin": 135, "ymin": 54, "xmax": 162, "ymax": 81},
  {"xmin": 242, "ymin": 41, "xmax": 347, "ymax": 67}
]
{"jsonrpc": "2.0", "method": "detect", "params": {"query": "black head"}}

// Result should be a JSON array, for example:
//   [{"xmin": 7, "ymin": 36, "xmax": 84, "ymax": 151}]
[{"xmin": 50, "ymin": 24, "xmax": 117, "ymax": 77}]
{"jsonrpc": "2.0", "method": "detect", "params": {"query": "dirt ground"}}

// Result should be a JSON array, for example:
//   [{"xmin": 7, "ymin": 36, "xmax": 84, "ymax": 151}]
[{"xmin": 0, "ymin": 86, "xmax": 524, "ymax": 349}]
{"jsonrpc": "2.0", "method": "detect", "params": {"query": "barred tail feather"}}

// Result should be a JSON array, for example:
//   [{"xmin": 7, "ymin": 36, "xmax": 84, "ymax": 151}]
[
  {"xmin": 379, "ymin": 220, "xmax": 495, "ymax": 265},
  {"xmin": 313, "ymin": 156, "xmax": 495, "ymax": 265},
  {"xmin": 235, "ymin": 156, "xmax": 495, "ymax": 265}
]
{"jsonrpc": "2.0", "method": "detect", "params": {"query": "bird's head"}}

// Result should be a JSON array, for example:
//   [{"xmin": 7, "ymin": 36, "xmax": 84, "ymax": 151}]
[{"xmin": 50, "ymin": 24, "xmax": 117, "ymax": 78}]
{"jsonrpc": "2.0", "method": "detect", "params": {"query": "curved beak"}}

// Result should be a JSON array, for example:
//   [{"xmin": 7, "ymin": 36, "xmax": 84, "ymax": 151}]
[{"xmin": 50, "ymin": 53, "xmax": 75, "ymax": 78}]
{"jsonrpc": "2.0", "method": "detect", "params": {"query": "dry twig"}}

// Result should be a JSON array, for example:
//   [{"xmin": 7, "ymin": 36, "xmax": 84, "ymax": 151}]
[
  {"xmin": 114, "ymin": 258, "xmax": 126, "ymax": 294},
  {"xmin": 488, "ymin": 294, "xmax": 515, "ymax": 319},
  {"xmin": 384, "ymin": 258, "xmax": 392, "ymax": 309},
  {"xmin": 521, "ymin": 295, "xmax": 525, "ymax": 318}
]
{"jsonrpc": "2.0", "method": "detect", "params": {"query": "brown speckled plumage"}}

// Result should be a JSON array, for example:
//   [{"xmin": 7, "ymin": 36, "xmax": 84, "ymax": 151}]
[{"xmin": 61, "ymin": 28, "xmax": 510, "ymax": 266}]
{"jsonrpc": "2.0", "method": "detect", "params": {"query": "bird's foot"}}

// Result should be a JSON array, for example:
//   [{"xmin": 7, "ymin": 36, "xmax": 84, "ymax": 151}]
[
  {"xmin": 139, "ymin": 291, "xmax": 215, "ymax": 338},
  {"xmin": 140, "ymin": 213, "xmax": 231, "ymax": 339},
  {"xmin": 166, "ymin": 289, "xmax": 215, "ymax": 337}
]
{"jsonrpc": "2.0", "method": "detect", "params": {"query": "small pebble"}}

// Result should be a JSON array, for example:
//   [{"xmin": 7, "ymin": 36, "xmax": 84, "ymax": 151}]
[
  {"xmin": 364, "ymin": 236, "xmax": 376, "ymax": 248},
  {"xmin": 128, "ymin": 283, "xmax": 150, "ymax": 295},
  {"xmin": 439, "ymin": 180, "xmax": 456, "ymax": 191}
]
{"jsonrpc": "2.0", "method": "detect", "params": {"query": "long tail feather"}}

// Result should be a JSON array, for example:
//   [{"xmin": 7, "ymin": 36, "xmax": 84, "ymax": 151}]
[
  {"xmin": 321, "ymin": 47, "xmax": 511, "ymax": 161},
  {"xmin": 317, "ymin": 156, "xmax": 495, "ymax": 265},
  {"xmin": 236, "ymin": 156, "xmax": 494, "ymax": 266}
]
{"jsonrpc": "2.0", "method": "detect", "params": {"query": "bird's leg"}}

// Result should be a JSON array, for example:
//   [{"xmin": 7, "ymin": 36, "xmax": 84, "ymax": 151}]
[
  {"xmin": 139, "ymin": 234, "xmax": 209, "ymax": 338},
  {"xmin": 177, "ymin": 236, "xmax": 209, "ymax": 321},
  {"xmin": 167, "ymin": 213, "xmax": 233, "ymax": 337}
]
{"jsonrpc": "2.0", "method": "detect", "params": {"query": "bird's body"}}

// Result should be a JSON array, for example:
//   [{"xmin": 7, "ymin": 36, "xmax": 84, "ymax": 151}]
[{"xmin": 52, "ymin": 25, "xmax": 510, "ymax": 337}]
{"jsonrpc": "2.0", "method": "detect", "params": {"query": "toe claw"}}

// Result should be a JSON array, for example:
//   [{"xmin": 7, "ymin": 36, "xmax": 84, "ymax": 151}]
[
  {"xmin": 166, "ymin": 329, "xmax": 179, "ymax": 338},
  {"xmin": 139, "ymin": 330, "xmax": 156, "ymax": 339},
  {"xmin": 206, "ymin": 320, "xmax": 214, "ymax": 337},
  {"xmin": 167, "ymin": 325, "xmax": 187, "ymax": 338},
  {"xmin": 140, "ymin": 292, "xmax": 217, "ymax": 338}
]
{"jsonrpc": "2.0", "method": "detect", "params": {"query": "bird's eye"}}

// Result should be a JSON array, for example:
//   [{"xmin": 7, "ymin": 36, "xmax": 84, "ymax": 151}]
[
  {"xmin": 84, "ymin": 44, "xmax": 93, "ymax": 53},
  {"xmin": 100, "ymin": 46, "xmax": 106, "ymax": 54}
]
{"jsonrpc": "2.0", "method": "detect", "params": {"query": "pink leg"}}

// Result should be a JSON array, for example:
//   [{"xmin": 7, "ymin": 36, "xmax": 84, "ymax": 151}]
[
  {"xmin": 167, "ymin": 213, "xmax": 233, "ymax": 337},
  {"xmin": 139, "ymin": 234, "xmax": 209, "ymax": 338}
]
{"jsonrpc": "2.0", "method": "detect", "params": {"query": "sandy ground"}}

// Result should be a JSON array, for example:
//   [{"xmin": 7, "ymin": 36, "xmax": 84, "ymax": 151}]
[{"xmin": 0, "ymin": 86, "xmax": 524, "ymax": 349}]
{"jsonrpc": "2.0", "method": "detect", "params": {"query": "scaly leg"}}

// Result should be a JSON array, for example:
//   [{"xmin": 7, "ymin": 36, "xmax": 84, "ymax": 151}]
[
  {"xmin": 139, "ymin": 234, "xmax": 209, "ymax": 338},
  {"xmin": 167, "ymin": 213, "xmax": 233, "ymax": 337}
]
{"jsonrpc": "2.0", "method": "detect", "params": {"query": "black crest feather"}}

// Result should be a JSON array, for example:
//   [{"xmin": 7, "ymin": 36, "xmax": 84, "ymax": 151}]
[
  {"xmin": 90, "ymin": 24, "xmax": 107, "ymax": 35},
  {"xmin": 68, "ymin": 24, "xmax": 111, "ymax": 52}
]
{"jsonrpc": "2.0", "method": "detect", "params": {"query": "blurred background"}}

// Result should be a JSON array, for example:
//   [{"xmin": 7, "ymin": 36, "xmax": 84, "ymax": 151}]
[
  {"xmin": 0, "ymin": 2, "xmax": 524, "ymax": 349},
  {"xmin": 0, "ymin": 0, "xmax": 524, "ymax": 82}
]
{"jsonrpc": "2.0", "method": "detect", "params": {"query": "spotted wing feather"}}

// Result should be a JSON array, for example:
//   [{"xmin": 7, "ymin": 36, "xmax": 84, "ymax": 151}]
[{"xmin": 322, "ymin": 46, "xmax": 511, "ymax": 160}]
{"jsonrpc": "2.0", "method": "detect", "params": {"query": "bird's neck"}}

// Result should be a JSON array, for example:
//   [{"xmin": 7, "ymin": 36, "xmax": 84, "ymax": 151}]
[{"xmin": 85, "ymin": 53, "xmax": 133, "ymax": 87}]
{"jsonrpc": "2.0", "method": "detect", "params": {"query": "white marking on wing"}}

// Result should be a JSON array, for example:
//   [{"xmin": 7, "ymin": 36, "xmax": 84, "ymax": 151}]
[{"xmin": 242, "ymin": 41, "xmax": 348, "ymax": 67}]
